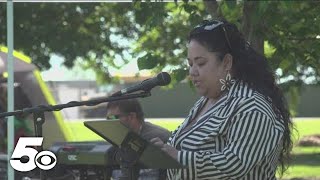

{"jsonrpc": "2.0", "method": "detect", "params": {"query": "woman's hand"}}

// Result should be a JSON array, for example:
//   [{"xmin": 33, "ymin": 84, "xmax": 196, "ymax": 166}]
[{"xmin": 150, "ymin": 137, "xmax": 178, "ymax": 161}]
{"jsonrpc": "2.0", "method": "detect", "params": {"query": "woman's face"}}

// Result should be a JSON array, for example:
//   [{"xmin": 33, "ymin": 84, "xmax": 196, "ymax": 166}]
[{"xmin": 187, "ymin": 40, "xmax": 226, "ymax": 99}]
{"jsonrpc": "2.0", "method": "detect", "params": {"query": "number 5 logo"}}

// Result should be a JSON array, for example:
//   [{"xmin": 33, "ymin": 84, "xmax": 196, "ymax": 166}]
[{"xmin": 10, "ymin": 137, "xmax": 57, "ymax": 172}]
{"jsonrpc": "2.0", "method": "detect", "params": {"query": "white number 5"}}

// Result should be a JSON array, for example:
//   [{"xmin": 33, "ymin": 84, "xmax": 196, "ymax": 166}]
[{"xmin": 10, "ymin": 137, "xmax": 43, "ymax": 172}]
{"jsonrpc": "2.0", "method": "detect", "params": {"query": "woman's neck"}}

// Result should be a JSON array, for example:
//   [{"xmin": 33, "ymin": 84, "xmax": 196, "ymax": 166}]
[{"xmin": 207, "ymin": 91, "xmax": 227, "ymax": 104}]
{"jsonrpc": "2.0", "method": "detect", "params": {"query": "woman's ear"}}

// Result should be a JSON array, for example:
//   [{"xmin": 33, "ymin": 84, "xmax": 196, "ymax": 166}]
[{"xmin": 222, "ymin": 53, "xmax": 233, "ymax": 71}]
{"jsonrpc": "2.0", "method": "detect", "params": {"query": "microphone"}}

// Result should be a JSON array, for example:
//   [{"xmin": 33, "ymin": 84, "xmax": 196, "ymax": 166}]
[{"xmin": 111, "ymin": 72, "xmax": 171, "ymax": 97}]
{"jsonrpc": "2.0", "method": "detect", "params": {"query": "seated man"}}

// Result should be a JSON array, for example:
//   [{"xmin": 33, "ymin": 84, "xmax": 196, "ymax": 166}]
[{"xmin": 106, "ymin": 99, "xmax": 171, "ymax": 180}]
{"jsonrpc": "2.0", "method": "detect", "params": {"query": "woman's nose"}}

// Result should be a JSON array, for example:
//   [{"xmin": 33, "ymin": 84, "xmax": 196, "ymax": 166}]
[{"xmin": 189, "ymin": 66, "xmax": 198, "ymax": 77}]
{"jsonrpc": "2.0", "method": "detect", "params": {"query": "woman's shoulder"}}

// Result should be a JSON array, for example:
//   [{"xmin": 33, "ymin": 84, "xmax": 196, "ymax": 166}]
[
  {"xmin": 228, "ymin": 81, "xmax": 276, "ymax": 116},
  {"xmin": 228, "ymin": 81, "xmax": 271, "ymax": 102},
  {"xmin": 229, "ymin": 92, "xmax": 281, "ymax": 127}
]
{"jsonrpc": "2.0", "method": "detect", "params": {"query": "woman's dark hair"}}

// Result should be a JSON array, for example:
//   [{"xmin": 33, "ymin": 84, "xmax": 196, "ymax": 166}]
[
  {"xmin": 106, "ymin": 99, "xmax": 145, "ymax": 122},
  {"xmin": 188, "ymin": 19, "xmax": 293, "ymax": 176}
]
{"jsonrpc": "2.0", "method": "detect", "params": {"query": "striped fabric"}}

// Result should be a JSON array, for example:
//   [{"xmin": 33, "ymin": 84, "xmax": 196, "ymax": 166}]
[{"xmin": 167, "ymin": 81, "xmax": 285, "ymax": 180}]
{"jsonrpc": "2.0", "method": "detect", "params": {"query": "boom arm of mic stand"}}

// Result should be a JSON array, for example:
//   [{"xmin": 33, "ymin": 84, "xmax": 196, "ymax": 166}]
[{"xmin": 0, "ymin": 91, "xmax": 152, "ymax": 119}]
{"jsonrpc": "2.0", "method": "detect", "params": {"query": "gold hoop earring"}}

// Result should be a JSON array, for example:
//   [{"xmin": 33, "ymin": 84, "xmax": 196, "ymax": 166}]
[{"xmin": 219, "ymin": 71, "xmax": 235, "ymax": 91}]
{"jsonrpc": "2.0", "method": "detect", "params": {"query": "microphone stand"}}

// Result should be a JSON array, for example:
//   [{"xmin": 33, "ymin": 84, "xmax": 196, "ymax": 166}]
[{"xmin": 0, "ymin": 91, "xmax": 151, "ymax": 180}]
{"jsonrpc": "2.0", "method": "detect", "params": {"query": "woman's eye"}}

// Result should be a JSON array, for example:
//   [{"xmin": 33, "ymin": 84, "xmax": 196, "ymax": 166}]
[{"xmin": 198, "ymin": 62, "xmax": 205, "ymax": 66}]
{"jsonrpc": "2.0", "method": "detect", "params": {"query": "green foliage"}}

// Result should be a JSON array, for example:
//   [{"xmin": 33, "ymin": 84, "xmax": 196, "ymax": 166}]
[
  {"xmin": 1, "ymin": 1, "xmax": 320, "ymax": 114},
  {"xmin": 137, "ymin": 53, "xmax": 162, "ymax": 70},
  {"xmin": 224, "ymin": 0, "xmax": 237, "ymax": 10},
  {"xmin": 172, "ymin": 68, "xmax": 189, "ymax": 82}
]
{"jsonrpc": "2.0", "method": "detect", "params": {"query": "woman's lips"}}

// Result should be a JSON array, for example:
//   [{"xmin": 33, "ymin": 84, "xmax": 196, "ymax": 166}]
[{"xmin": 193, "ymin": 80, "xmax": 201, "ymax": 87}]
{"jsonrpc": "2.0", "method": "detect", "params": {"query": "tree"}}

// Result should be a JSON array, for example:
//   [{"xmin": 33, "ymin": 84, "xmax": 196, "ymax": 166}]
[{"xmin": 1, "ymin": 1, "xmax": 319, "ymax": 114}]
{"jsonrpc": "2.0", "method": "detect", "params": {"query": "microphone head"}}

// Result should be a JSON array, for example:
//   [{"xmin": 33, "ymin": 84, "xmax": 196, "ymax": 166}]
[{"xmin": 157, "ymin": 72, "xmax": 171, "ymax": 86}]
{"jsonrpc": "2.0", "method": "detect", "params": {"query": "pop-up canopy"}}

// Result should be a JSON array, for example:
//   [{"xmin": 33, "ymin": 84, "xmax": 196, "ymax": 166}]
[{"xmin": 0, "ymin": 46, "xmax": 73, "ymax": 148}]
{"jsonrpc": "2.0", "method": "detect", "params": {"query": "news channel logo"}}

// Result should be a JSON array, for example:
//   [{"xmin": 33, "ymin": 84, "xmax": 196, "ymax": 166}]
[{"xmin": 10, "ymin": 137, "xmax": 57, "ymax": 172}]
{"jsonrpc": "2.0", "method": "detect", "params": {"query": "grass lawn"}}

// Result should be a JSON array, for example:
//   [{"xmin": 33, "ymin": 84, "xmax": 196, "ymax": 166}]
[
  {"xmin": 283, "ymin": 119, "xmax": 320, "ymax": 179},
  {"xmin": 64, "ymin": 118, "xmax": 320, "ymax": 179}
]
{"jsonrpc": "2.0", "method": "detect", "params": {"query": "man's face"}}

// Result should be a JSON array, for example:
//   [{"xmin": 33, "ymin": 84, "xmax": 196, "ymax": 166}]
[{"xmin": 106, "ymin": 106, "xmax": 139, "ymax": 132}]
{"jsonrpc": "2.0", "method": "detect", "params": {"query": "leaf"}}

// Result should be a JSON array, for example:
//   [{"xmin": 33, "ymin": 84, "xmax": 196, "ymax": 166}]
[
  {"xmin": 183, "ymin": 4, "xmax": 198, "ymax": 14},
  {"xmin": 279, "ymin": 59, "xmax": 291, "ymax": 72},
  {"xmin": 137, "ymin": 53, "xmax": 160, "ymax": 70},
  {"xmin": 264, "ymin": 41, "xmax": 276, "ymax": 58},
  {"xmin": 172, "ymin": 68, "xmax": 188, "ymax": 82},
  {"xmin": 225, "ymin": 0, "xmax": 237, "ymax": 9}
]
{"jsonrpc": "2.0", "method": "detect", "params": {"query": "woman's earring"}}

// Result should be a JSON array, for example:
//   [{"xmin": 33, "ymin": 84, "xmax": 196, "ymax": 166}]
[{"xmin": 219, "ymin": 71, "xmax": 235, "ymax": 91}]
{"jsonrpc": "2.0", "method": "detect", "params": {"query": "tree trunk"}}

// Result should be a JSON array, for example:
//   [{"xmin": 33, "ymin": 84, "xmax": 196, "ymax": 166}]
[
  {"xmin": 203, "ymin": 0, "xmax": 221, "ymax": 18},
  {"xmin": 203, "ymin": 1, "xmax": 264, "ymax": 55},
  {"xmin": 242, "ymin": 1, "xmax": 264, "ymax": 55}
]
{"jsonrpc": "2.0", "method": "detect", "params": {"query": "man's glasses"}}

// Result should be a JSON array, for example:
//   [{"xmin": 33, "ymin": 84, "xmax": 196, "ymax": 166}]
[
  {"xmin": 192, "ymin": 20, "xmax": 232, "ymax": 52},
  {"xmin": 106, "ymin": 114, "xmax": 127, "ymax": 120}
]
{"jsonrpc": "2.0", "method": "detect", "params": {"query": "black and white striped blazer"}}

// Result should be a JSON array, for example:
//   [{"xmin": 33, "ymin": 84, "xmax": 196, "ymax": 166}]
[{"xmin": 167, "ymin": 81, "xmax": 285, "ymax": 180}]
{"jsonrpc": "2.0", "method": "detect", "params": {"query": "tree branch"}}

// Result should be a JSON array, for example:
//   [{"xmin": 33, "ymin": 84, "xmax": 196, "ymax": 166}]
[{"xmin": 287, "ymin": 37, "xmax": 320, "ymax": 41}]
